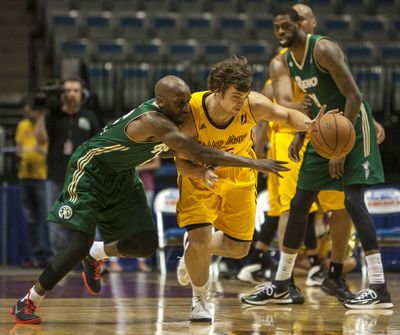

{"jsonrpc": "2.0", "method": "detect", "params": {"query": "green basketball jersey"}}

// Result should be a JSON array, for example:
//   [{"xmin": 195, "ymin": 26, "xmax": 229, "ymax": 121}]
[
  {"xmin": 75, "ymin": 98, "xmax": 169, "ymax": 174},
  {"xmin": 286, "ymin": 34, "xmax": 350, "ymax": 117},
  {"xmin": 47, "ymin": 98, "xmax": 168, "ymax": 241},
  {"xmin": 286, "ymin": 34, "xmax": 384, "ymax": 190}
]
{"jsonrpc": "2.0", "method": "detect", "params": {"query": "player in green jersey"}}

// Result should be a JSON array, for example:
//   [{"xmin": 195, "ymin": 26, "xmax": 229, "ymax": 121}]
[
  {"xmin": 11, "ymin": 74, "xmax": 324, "ymax": 324},
  {"xmin": 242, "ymin": 7, "xmax": 392, "ymax": 309}
]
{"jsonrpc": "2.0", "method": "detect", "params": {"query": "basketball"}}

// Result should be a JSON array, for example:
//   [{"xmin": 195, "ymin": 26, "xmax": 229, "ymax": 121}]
[{"xmin": 311, "ymin": 113, "xmax": 356, "ymax": 160}]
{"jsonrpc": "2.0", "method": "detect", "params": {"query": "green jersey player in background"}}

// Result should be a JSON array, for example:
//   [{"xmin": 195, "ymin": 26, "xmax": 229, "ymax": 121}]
[{"xmin": 242, "ymin": 7, "xmax": 392, "ymax": 309}]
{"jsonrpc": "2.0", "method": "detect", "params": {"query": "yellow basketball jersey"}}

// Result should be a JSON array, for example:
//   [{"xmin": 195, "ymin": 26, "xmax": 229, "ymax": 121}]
[
  {"xmin": 177, "ymin": 91, "xmax": 258, "ymax": 238},
  {"xmin": 270, "ymin": 48, "xmax": 305, "ymax": 133},
  {"xmin": 189, "ymin": 91, "xmax": 257, "ymax": 158}
]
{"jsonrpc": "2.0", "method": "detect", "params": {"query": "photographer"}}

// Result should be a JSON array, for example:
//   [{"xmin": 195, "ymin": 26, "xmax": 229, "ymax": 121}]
[{"xmin": 35, "ymin": 78, "xmax": 101, "ymax": 255}]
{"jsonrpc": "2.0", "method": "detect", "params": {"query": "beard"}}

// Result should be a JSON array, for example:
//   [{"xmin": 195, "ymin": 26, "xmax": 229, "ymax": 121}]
[{"xmin": 279, "ymin": 39, "xmax": 292, "ymax": 48}]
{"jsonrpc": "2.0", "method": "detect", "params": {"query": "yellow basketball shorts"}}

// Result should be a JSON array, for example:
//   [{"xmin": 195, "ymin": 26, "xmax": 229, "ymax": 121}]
[
  {"xmin": 273, "ymin": 131, "xmax": 318, "ymax": 214},
  {"xmin": 177, "ymin": 167, "xmax": 257, "ymax": 241},
  {"xmin": 318, "ymin": 190, "xmax": 345, "ymax": 212}
]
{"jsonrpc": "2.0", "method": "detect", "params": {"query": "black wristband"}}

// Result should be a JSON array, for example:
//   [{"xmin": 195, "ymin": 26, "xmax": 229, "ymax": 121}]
[{"xmin": 297, "ymin": 131, "xmax": 306, "ymax": 138}]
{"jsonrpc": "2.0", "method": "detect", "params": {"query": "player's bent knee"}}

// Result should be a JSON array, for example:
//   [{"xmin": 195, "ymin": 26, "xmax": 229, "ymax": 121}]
[
  {"xmin": 229, "ymin": 248, "xmax": 250, "ymax": 259},
  {"xmin": 70, "ymin": 243, "xmax": 92, "ymax": 260},
  {"xmin": 224, "ymin": 241, "xmax": 250, "ymax": 259}
]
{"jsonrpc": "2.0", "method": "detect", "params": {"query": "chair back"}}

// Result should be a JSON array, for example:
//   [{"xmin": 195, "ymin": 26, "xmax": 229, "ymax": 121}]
[
  {"xmin": 255, "ymin": 189, "xmax": 270, "ymax": 232},
  {"xmin": 154, "ymin": 188, "xmax": 179, "ymax": 215},
  {"xmin": 364, "ymin": 188, "xmax": 400, "ymax": 215}
]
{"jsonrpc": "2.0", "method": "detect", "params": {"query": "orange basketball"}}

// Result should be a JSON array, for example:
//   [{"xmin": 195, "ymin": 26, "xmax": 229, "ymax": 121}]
[{"xmin": 311, "ymin": 113, "xmax": 356, "ymax": 160}]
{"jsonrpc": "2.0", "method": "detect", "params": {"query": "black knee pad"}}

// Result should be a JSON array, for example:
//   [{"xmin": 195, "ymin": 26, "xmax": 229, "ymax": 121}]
[
  {"xmin": 304, "ymin": 212, "xmax": 317, "ymax": 250},
  {"xmin": 283, "ymin": 189, "xmax": 317, "ymax": 250},
  {"xmin": 344, "ymin": 185, "xmax": 379, "ymax": 251},
  {"xmin": 117, "ymin": 230, "xmax": 158, "ymax": 258}
]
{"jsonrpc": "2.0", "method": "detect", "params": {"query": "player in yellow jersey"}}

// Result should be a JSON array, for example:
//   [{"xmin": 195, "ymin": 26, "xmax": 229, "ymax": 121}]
[{"xmin": 174, "ymin": 55, "xmax": 334, "ymax": 322}]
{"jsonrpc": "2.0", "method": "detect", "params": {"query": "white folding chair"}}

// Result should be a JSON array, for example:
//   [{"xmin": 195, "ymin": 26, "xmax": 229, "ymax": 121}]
[
  {"xmin": 153, "ymin": 187, "xmax": 182, "ymax": 275},
  {"xmin": 255, "ymin": 189, "xmax": 270, "ymax": 232}
]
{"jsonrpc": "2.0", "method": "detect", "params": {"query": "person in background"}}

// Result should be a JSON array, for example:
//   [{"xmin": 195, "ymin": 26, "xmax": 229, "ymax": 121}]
[
  {"xmin": 15, "ymin": 98, "xmax": 51, "ymax": 268},
  {"xmin": 35, "ymin": 78, "xmax": 101, "ymax": 255}
]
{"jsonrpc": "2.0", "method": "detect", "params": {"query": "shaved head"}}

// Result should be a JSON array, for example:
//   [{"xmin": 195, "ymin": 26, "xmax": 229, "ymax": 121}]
[
  {"xmin": 293, "ymin": 3, "xmax": 317, "ymax": 34},
  {"xmin": 293, "ymin": 3, "xmax": 315, "ymax": 20},
  {"xmin": 154, "ymin": 75, "xmax": 191, "ymax": 125},
  {"xmin": 155, "ymin": 75, "xmax": 190, "ymax": 99}
]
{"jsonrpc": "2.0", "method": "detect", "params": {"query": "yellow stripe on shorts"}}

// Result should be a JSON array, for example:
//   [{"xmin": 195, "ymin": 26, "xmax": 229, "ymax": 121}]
[
  {"xmin": 68, "ymin": 144, "xmax": 129, "ymax": 203},
  {"xmin": 360, "ymin": 103, "xmax": 370, "ymax": 158}
]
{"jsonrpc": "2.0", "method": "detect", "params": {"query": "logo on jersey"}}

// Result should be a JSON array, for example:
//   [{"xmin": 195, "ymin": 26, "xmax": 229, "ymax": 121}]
[
  {"xmin": 78, "ymin": 117, "xmax": 91, "ymax": 131},
  {"xmin": 203, "ymin": 133, "xmax": 247, "ymax": 148},
  {"xmin": 241, "ymin": 115, "xmax": 247, "ymax": 125},
  {"xmin": 362, "ymin": 160, "xmax": 370, "ymax": 179},
  {"xmin": 199, "ymin": 123, "xmax": 207, "ymax": 130},
  {"xmin": 151, "ymin": 143, "xmax": 170, "ymax": 157},
  {"xmin": 58, "ymin": 205, "xmax": 73, "ymax": 220},
  {"xmin": 294, "ymin": 76, "xmax": 318, "ymax": 91}
]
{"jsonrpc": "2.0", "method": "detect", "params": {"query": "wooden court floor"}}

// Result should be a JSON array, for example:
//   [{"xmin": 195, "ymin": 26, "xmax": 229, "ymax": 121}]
[{"xmin": 0, "ymin": 268, "xmax": 399, "ymax": 334}]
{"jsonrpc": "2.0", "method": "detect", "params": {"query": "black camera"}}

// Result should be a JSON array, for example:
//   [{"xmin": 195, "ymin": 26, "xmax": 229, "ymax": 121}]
[{"xmin": 33, "ymin": 82, "xmax": 64, "ymax": 112}]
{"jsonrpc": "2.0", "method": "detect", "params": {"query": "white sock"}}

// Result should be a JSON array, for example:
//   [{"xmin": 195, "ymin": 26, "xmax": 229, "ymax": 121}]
[
  {"xmin": 89, "ymin": 241, "xmax": 108, "ymax": 260},
  {"xmin": 192, "ymin": 283, "xmax": 208, "ymax": 297},
  {"xmin": 22, "ymin": 286, "xmax": 45, "ymax": 307},
  {"xmin": 365, "ymin": 253, "xmax": 385, "ymax": 285},
  {"xmin": 275, "ymin": 252, "xmax": 297, "ymax": 282}
]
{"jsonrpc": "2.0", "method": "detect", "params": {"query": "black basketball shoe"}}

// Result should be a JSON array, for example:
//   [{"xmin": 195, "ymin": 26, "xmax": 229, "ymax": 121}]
[
  {"xmin": 241, "ymin": 279, "xmax": 304, "ymax": 305},
  {"xmin": 344, "ymin": 285, "xmax": 393, "ymax": 309},
  {"xmin": 82, "ymin": 255, "xmax": 104, "ymax": 295},
  {"xmin": 321, "ymin": 277, "xmax": 355, "ymax": 302},
  {"xmin": 288, "ymin": 283, "xmax": 305, "ymax": 304},
  {"xmin": 10, "ymin": 299, "xmax": 41, "ymax": 324}
]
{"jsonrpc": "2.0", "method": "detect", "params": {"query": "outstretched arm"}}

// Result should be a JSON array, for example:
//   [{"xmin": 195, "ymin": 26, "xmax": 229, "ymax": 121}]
[
  {"xmin": 127, "ymin": 112, "xmax": 289, "ymax": 175},
  {"xmin": 249, "ymin": 91, "xmax": 311, "ymax": 131}
]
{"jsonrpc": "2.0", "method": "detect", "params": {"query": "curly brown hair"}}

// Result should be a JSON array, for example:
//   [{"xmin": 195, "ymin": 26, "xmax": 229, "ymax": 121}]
[{"xmin": 207, "ymin": 55, "xmax": 254, "ymax": 94}]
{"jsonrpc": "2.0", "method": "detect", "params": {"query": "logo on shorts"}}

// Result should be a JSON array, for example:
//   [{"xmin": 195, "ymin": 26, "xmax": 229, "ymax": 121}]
[
  {"xmin": 58, "ymin": 205, "xmax": 73, "ymax": 220},
  {"xmin": 362, "ymin": 160, "xmax": 370, "ymax": 180}
]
